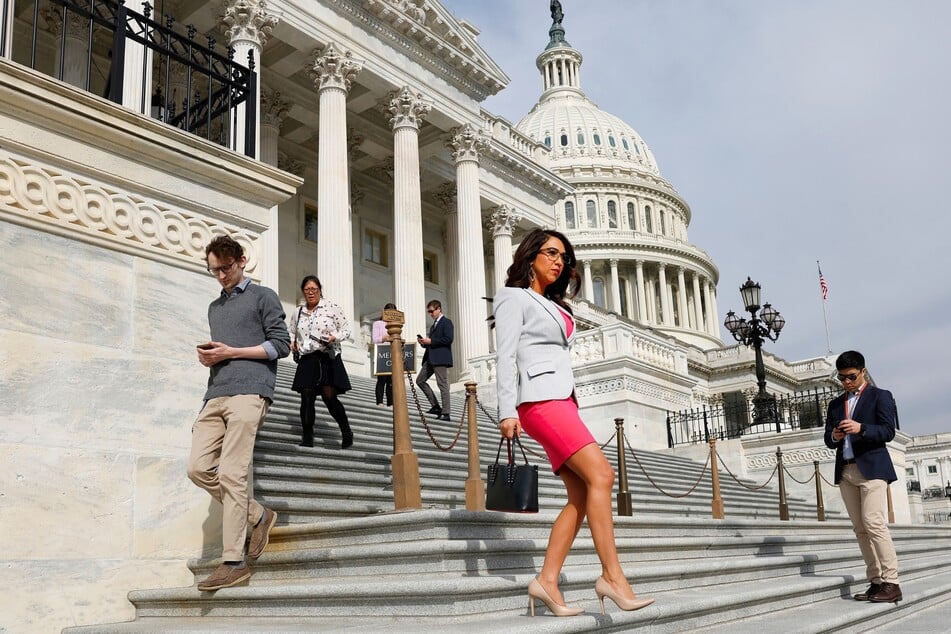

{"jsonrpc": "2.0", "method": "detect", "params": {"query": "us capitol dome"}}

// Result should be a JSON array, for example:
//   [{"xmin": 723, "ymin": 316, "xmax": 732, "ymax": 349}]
[{"xmin": 516, "ymin": 8, "xmax": 722, "ymax": 350}]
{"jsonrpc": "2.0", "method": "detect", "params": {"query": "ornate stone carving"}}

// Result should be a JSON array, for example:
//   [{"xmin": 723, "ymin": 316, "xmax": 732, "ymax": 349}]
[
  {"xmin": 347, "ymin": 127, "xmax": 365, "ymax": 158},
  {"xmin": 309, "ymin": 43, "xmax": 363, "ymax": 93},
  {"xmin": 277, "ymin": 152, "xmax": 304, "ymax": 176},
  {"xmin": 260, "ymin": 88, "xmax": 290, "ymax": 129},
  {"xmin": 220, "ymin": 0, "xmax": 279, "ymax": 49},
  {"xmin": 747, "ymin": 447, "xmax": 835, "ymax": 470},
  {"xmin": 432, "ymin": 182, "xmax": 457, "ymax": 211},
  {"xmin": 487, "ymin": 204, "xmax": 521, "ymax": 236},
  {"xmin": 350, "ymin": 183, "xmax": 365, "ymax": 211},
  {"xmin": 41, "ymin": 7, "xmax": 89, "ymax": 38},
  {"xmin": 447, "ymin": 124, "xmax": 488, "ymax": 163},
  {"xmin": 368, "ymin": 156, "xmax": 395, "ymax": 183},
  {"xmin": 382, "ymin": 86, "xmax": 432, "ymax": 131},
  {"xmin": 0, "ymin": 151, "xmax": 259, "ymax": 274}
]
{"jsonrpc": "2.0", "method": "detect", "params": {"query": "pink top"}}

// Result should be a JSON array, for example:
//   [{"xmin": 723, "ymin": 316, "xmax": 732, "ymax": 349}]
[
  {"xmin": 557, "ymin": 306, "xmax": 574, "ymax": 339},
  {"xmin": 372, "ymin": 319, "xmax": 388, "ymax": 344}
]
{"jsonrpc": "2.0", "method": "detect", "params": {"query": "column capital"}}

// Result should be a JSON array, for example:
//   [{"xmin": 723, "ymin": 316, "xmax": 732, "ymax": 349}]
[
  {"xmin": 220, "ymin": 0, "xmax": 279, "ymax": 50},
  {"xmin": 447, "ymin": 124, "xmax": 488, "ymax": 164},
  {"xmin": 658, "ymin": 262, "xmax": 668, "ymax": 271},
  {"xmin": 277, "ymin": 152, "xmax": 304, "ymax": 176},
  {"xmin": 351, "ymin": 182, "xmax": 365, "ymax": 211},
  {"xmin": 609, "ymin": 258, "xmax": 619, "ymax": 267},
  {"xmin": 310, "ymin": 42, "xmax": 363, "ymax": 93},
  {"xmin": 582, "ymin": 259, "xmax": 592, "ymax": 268},
  {"xmin": 432, "ymin": 182, "xmax": 457, "ymax": 211},
  {"xmin": 383, "ymin": 86, "xmax": 432, "ymax": 131},
  {"xmin": 634, "ymin": 259, "xmax": 645, "ymax": 268},
  {"xmin": 260, "ymin": 87, "xmax": 291, "ymax": 128},
  {"xmin": 487, "ymin": 204, "xmax": 521, "ymax": 237}
]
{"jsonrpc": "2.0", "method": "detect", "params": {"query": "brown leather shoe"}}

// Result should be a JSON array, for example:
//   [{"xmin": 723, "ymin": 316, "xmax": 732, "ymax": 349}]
[
  {"xmin": 197, "ymin": 562, "xmax": 250, "ymax": 591},
  {"xmin": 854, "ymin": 582, "xmax": 881, "ymax": 601},
  {"xmin": 247, "ymin": 507, "xmax": 277, "ymax": 559},
  {"xmin": 868, "ymin": 582, "xmax": 902, "ymax": 603}
]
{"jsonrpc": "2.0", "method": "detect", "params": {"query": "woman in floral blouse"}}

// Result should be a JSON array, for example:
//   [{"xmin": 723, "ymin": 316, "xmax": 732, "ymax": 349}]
[{"xmin": 289, "ymin": 275, "xmax": 353, "ymax": 448}]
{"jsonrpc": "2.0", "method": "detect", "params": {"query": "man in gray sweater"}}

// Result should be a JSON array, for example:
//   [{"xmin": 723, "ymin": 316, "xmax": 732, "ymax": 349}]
[{"xmin": 187, "ymin": 235, "xmax": 290, "ymax": 591}]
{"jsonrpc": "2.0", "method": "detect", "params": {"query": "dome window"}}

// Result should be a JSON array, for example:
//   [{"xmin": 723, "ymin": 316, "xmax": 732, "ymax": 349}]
[
  {"xmin": 608, "ymin": 135, "xmax": 616, "ymax": 148},
  {"xmin": 622, "ymin": 138, "xmax": 629, "ymax": 150},
  {"xmin": 659, "ymin": 210, "xmax": 666, "ymax": 235},
  {"xmin": 565, "ymin": 201, "xmax": 576, "ymax": 229},
  {"xmin": 577, "ymin": 131, "xmax": 585, "ymax": 145},
  {"xmin": 607, "ymin": 200, "xmax": 618, "ymax": 228},
  {"xmin": 593, "ymin": 133, "xmax": 601, "ymax": 146},
  {"xmin": 560, "ymin": 133, "xmax": 568, "ymax": 147},
  {"xmin": 634, "ymin": 142, "xmax": 641, "ymax": 155},
  {"xmin": 586, "ymin": 200, "xmax": 598, "ymax": 228},
  {"xmin": 627, "ymin": 202, "xmax": 636, "ymax": 230},
  {"xmin": 644, "ymin": 205, "xmax": 653, "ymax": 233},
  {"xmin": 544, "ymin": 134, "xmax": 551, "ymax": 148},
  {"xmin": 593, "ymin": 277, "xmax": 606, "ymax": 308}
]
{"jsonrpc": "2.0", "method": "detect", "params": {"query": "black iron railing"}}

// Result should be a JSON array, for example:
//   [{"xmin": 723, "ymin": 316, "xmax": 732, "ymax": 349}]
[
  {"xmin": 666, "ymin": 387, "xmax": 843, "ymax": 448},
  {"xmin": 19, "ymin": 0, "xmax": 256, "ymax": 157}
]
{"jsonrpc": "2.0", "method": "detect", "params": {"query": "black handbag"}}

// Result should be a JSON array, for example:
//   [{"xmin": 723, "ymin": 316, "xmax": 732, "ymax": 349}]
[{"xmin": 486, "ymin": 436, "xmax": 539, "ymax": 513}]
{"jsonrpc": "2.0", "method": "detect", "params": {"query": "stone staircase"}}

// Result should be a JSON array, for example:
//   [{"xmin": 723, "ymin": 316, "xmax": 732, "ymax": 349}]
[{"xmin": 68, "ymin": 364, "xmax": 951, "ymax": 633}]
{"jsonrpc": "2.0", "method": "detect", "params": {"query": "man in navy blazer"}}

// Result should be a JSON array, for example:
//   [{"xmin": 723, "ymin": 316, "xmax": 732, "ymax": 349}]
[
  {"xmin": 824, "ymin": 350, "xmax": 901, "ymax": 604},
  {"xmin": 416, "ymin": 299, "xmax": 454, "ymax": 421}
]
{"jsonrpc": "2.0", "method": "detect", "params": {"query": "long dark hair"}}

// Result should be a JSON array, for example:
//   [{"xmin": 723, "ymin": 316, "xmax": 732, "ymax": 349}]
[{"xmin": 505, "ymin": 228, "xmax": 580, "ymax": 313}]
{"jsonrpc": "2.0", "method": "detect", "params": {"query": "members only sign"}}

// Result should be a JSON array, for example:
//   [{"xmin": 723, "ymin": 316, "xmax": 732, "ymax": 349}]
[{"xmin": 373, "ymin": 342, "xmax": 417, "ymax": 376}]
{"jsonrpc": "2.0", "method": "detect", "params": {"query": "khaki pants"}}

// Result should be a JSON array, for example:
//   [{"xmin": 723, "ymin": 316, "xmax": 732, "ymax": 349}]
[
  {"xmin": 839, "ymin": 463, "xmax": 899, "ymax": 584},
  {"xmin": 187, "ymin": 394, "xmax": 268, "ymax": 561}
]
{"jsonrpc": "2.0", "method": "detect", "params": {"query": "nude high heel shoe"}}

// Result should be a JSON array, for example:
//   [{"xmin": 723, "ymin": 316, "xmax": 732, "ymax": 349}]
[
  {"xmin": 595, "ymin": 576, "xmax": 655, "ymax": 614},
  {"xmin": 527, "ymin": 578, "xmax": 585, "ymax": 617}
]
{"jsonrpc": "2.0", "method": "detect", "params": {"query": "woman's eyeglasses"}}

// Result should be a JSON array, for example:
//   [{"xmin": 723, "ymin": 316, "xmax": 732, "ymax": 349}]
[{"xmin": 538, "ymin": 248, "xmax": 569, "ymax": 263}]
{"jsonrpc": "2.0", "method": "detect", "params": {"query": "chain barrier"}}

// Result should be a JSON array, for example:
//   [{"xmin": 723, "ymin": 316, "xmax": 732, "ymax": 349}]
[
  {"xmin": 404, "ymin": 373, "xmax": 465, "ymax": 451},
  {"xmin": 622, "ymin": 434, "xmax": 710, "ymax": 498},
  {"xmin": 716, "ymin": 453, "xmax": 778, "ymax": 491},
  {"xmin": 781, "ymin": 464, "xmax": 816, "ymax": 485},
  {"xmin": 474, "ymin": 395, "xmax": 549, "ymax": 460},
  {"xmin": 599, "ymin": 431, "xmax": 618, "ymax": 451},
  {"xmin": 819, "ymin": 471, "xmax": 839, "ymax": 488}
]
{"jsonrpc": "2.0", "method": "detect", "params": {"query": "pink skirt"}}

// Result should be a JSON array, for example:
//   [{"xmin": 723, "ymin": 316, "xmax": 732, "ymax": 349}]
[{"xmin": 517, "ymin": 398, "xmax": 596, "ymax": 474}]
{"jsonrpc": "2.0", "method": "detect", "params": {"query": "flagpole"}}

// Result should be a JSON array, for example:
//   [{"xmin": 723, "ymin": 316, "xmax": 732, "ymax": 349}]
[{"xmin": 817, "ymin": 260, "xmax": 832, "ymax": 354}]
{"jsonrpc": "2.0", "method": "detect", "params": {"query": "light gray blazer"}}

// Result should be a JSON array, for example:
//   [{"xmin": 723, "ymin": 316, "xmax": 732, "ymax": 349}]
[{"xmin": 494, "ymin": 286, "xmax": 576, "ymax": 421}]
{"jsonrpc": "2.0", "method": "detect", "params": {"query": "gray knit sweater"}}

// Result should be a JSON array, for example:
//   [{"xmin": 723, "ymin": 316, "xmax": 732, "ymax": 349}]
[{"xmin": 204, "ymin": 282, "xmax": 290, "ymax": 400}]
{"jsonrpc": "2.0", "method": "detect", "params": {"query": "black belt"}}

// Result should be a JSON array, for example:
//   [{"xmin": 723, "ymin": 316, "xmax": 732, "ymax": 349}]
[{"xmin": 843, "ymin": 459, "xmax": 857, "ymax": 465}]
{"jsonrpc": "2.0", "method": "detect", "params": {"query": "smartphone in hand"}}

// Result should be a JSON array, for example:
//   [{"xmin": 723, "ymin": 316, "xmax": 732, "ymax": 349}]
[{"xmin": 197, "ymin": 343, "xmax": 214, "ymax": 350}]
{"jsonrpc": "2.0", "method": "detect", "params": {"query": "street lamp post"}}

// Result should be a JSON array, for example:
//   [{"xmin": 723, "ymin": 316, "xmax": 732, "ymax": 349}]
[{"xmin": 723, "ymin": 277, "xmax": 786, "ymax": 431}]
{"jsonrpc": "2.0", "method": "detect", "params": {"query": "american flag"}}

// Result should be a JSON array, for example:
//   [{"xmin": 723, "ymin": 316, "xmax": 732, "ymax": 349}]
[{"xmin": 818, "ymin": 263, "xmax": 829, "ymax": 300}]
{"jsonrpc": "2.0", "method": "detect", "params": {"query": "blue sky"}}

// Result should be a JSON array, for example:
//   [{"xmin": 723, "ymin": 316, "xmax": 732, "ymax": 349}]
[{"xmin": 441, "ymin": 0, "xmax": 951, "ymax": 437}]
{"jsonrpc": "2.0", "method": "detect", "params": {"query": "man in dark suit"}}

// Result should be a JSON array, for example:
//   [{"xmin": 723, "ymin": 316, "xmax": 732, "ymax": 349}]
[
  {"xmin": 416, "ymin": 299, "xmax": 454, "ymax": 421},
  {"xmin": 824, "ymin": 350, "xmax": 901, "ymax": 604}
]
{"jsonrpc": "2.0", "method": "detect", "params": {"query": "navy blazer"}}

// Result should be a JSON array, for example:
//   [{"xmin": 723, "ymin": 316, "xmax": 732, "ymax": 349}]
[
  {"xmin": 422, "ymin": 315, "xmax": 454, "ymax": 367},
  {"xmin": 823, "ymin": 384, "xmax": 898, "ymax": 484}
]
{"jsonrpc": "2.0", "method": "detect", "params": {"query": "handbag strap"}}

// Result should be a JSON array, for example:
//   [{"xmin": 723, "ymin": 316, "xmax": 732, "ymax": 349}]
[
  {"xmin": 293, "ymin": 306, "xmax": 303, "ymax": 347},
  {"xmin": 494, "ymin": 435, "xmax": 531, "ymax": 466}
]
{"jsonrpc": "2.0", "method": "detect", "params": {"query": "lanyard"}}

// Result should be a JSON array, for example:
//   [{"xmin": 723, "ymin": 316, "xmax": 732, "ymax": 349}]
[{"xmin": 845, "ymin": 383, "xmax": 867, "ymax": 419}]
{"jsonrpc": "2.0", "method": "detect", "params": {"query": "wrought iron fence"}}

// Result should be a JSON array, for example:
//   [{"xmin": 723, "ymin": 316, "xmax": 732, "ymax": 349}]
[
  {"xmin": 18, "ymin": 0, "xmax": 256, "ymax": 156},
  {"xmin": 666, "ymin": 387, "xmax": 843, "ymax": 448}
]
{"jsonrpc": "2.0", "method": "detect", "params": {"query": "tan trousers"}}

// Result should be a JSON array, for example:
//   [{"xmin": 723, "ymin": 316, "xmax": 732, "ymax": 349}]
[
  {"xmin": 839, "ymin": 463, "xmax": 899, "ymax": 584},
  {"xmin": 187, "ymin": 394, "xmax": 268, "ymax": 561}
]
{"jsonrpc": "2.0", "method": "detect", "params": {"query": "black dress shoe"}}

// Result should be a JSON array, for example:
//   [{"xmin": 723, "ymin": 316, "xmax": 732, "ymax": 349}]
[
  {"xmin": 868, "ymin": 582, "xmax": 902, "ymax": 603},
  {"xmin": 341, "ymin": 434, "xmax": 353, "ymax": 449},
  {"xmin": 438, "ymin": 413, "xmax": 450, "ymax": 421},
  {"xmin": 426, "ymin": 406, "xmax": 441, "ymax": 415},
  {"xmin": 854, "ymin": 582, "xmax": 881, "ymax": 601}
]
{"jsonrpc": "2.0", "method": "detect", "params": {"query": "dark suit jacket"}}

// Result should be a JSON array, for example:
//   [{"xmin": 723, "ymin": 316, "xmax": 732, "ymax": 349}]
[
  {"xmin": 823, "ymin": 384, "xmax": 898, "ymax": 484},
  {"xmin": 422, "ymin": 315, "xmax": 453, "ymax": 367}
]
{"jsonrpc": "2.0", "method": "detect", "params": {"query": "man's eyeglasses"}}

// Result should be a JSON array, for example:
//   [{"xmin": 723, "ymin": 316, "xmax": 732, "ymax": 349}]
[
  {"xmin": 837, "ymin": 372, "xmax": 862, "ymax": 382},
  {"xmin": 538, "ymin": 247, "xmax": 569, "ymax": 263},
  {"xmin": 427, "ymin": 309, "xmax": 436, "ymax": 314},
  {"xmin": 207, "ymin": 261, "xmax": 237, "ymax": 276}
]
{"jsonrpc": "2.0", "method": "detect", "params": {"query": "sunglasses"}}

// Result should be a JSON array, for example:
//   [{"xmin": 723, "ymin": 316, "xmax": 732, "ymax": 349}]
[{"xmin": 837, "ymin": 372, "xmax": 862, "ymax": 382}]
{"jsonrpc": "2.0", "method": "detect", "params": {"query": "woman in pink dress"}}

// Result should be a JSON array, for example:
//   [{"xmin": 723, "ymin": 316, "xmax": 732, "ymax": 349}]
[{"xmin": 495, "ymin": 228, "xmax": 654, "ymax": 617}]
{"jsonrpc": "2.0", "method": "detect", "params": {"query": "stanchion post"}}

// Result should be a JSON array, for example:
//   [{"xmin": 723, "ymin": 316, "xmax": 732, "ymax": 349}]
[
  {"xmin": 709, "ymin": 437, "xmax": 724, "ymax": 519},
  {"xmin": 384, "ymin": 309, "xmax": 422, "ymax": 510},
  {"xmin": 464, "ymin": 382, "xmax": 485, "ymax": 511},
  {"xmin": 776, "ymin": 447, "xmax": 789, "ymax": 521},
  {"xmin": 615, "ymin": 418, "xmax": 632, "ymax": 517},
  {"xmin": 814, "ymin": 460, "xmax": 825, "ymax": 522},
  {"xmin": 887, "ymin": 484, "xmax": 894, "ymax": 524}
]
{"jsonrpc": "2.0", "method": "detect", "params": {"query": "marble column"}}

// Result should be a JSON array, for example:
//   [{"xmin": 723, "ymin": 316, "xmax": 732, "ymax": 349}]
[
  {"xmin": 609, "ymin": 258, "xmax": 622, "ymax": 314},
  {"xmin": 309, "ymin": 43, "xmax": 362, "ymax": 328},
  {"xmin": 41, "ymin": 6, "xmax": 89, "ymax": 89},
  {"xmin": 384, "ymin": 86, "xmax": 431, "ymax": 340},
  {"xmin": 634, "ymin": 259, "xmax": 647, "ymax": 323},
  {"xmin": 254, "ymin": 88, "xmax": 290, "ymax": 289},
  {"xmin": 676, "ymin": 267, "xmax": 689, "ymax": 328},
  {"xmin": 704, "ymin": 279, "xmax": 718, "ymax": 337},
  {"xmin": 488, "ymin": 204, "xmax": 521, "ymax": 295},
  {"xmin": 691, "ymin": 271, "xmax": 705, "ymax": 333},
  {"xmin": 709, "ymin": 283, "xmax": 720, "ymax": 338},
  {"xmin": 582, "ymin": 260, "xmax": 594, "ymax": 302},
  {"xmin": 448, "ymin": 124, "xmax": 490, "ymax": 374},
  {"xmin": 1, "ymin": 0, "xmax": 12, "ymax": 58},
  {"xmin": 657, "ymin": 263, "xmax": 671, "ymax": 325},
  {"xmin": 434, "ymin": 183, "xmax": 458, "ymax": 321},
  {"xmin": 222, "ymin": 0, "xmax": 277, "ymax": 157}
]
